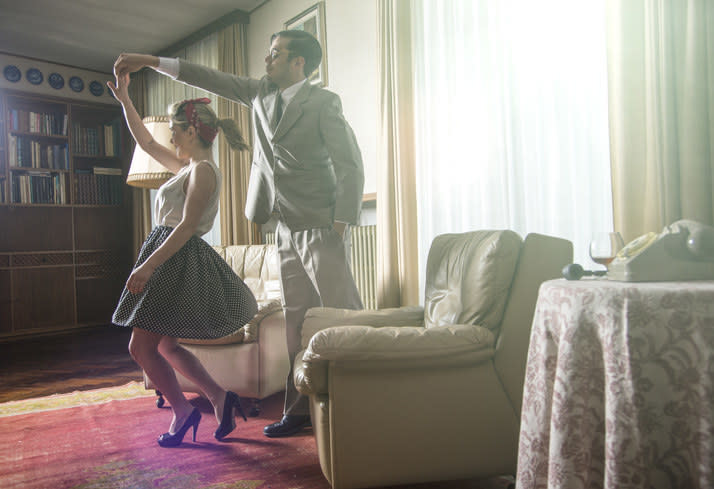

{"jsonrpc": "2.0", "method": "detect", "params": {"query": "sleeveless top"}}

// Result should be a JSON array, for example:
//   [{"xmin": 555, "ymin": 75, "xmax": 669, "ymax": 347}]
[{"xmin": 154, "ymin": 160, "xmax": 221, "ymax": 236}]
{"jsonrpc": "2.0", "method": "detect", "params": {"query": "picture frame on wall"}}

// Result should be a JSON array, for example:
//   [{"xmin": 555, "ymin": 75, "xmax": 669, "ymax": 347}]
[{"xmin": 284, "ymin": 2, "xmax": 328, "ymax": 87}]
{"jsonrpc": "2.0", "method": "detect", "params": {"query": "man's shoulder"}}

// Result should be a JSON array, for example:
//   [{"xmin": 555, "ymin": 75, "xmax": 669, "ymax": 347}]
[
  {"xmin": 303, "ymin": 84, "xmax": 343, "ymax": 108},
  {"xmin": 309, "ymin": 84, "xmax": 340, "ymax": 99}
]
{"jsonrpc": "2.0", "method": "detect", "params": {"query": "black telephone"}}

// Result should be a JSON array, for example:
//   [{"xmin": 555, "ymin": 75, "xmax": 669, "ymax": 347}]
[{"xmin": 607, "ymin": 219, "xmax": 714, "ymax": 281}]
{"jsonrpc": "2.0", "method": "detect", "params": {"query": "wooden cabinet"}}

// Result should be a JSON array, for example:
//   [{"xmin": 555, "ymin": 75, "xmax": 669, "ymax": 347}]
[{"xmin": 0, "ymin": 89, "xmax": 132, "ymax": 339}]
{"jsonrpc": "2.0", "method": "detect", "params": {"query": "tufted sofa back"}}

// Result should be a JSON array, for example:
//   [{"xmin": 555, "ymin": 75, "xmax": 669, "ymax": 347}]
[
  {"xmin": 213, "ymin": 244, "xmax": 282, "ymax": 305},
  {"xmin": 423, "ymin": 230, "xmax": 522, "ymax": 330}
]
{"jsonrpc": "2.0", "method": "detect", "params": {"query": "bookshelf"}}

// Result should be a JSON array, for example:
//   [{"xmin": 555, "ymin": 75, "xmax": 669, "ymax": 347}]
[{"xmin": 0, "ymin": 88, "xmax": 132, "ymax": 339}]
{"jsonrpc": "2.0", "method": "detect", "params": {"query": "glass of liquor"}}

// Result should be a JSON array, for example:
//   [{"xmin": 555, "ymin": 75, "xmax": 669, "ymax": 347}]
[{"xmin": 589, "ymin": 232, "xmax": 625, "ymax": 274}]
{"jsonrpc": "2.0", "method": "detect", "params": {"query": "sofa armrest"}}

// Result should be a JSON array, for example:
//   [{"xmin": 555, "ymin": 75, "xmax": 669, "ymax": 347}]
[
  {"xmin": 301, "ymin": 305, "xmax": 425, "ymax": 347},
  {"xmin": 242, "ymin": 300, "xmax": 283, "ymax": 342},
  {"xmin": 295, "ymin": 324, "xmax": 495, "ymax": 396}
]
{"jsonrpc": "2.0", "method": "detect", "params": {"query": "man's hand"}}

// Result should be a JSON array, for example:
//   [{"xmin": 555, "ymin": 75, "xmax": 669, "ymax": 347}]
[{"xmin": 114, "ymin": 53, "xmax": 159, "ymax": 77}]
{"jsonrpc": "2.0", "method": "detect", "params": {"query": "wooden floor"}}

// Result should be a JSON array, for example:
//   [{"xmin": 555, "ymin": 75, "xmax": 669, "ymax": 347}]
[{"xmin": 0, "ymin": 326, "xmax": 142, "ymax": 403}]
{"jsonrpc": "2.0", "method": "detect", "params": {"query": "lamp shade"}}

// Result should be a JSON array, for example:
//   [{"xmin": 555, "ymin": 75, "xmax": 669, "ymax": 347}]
[{"xmin": 126, "ymin": 116, "xmax": 175, "ymax": 189}]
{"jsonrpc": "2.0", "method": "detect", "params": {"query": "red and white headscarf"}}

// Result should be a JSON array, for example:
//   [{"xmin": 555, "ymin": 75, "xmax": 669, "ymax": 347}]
[{"xmin": 182, "ymin": 98, "xmax": 218, "ymax": 143}]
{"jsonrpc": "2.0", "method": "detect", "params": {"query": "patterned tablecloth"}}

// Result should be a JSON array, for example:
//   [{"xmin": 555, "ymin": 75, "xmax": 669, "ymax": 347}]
[{"xmin": 516, "ymin": 279, "xmax": 714, "ymax": 489}]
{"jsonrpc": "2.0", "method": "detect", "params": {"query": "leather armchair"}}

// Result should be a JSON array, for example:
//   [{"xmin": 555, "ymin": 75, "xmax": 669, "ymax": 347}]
[{"xmin": 294, "ymin": 230, "xmax": 572, "ymax": 489}]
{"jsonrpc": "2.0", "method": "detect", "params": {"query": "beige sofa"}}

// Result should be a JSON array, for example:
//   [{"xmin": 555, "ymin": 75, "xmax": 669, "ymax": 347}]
[
  {"xmin": 294, "ymin": 230, "xmax": 572, "ymax": 489},
  {"xmin": 144, "ymin": 244, "xmax": 289, "ymax": 416}
]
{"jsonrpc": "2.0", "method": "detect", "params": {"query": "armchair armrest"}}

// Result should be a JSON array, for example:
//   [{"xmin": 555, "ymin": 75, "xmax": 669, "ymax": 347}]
[
  {"xmin": 295, "ymin": 324, "xmax": 495, "ymax": 396},
  {"xmin": 301, "ymin": 305, "xmax": 425, "ymax": 347},
  {"xmin": 305, "ymin": 323, "xmax": 494, "ymax": 361}
]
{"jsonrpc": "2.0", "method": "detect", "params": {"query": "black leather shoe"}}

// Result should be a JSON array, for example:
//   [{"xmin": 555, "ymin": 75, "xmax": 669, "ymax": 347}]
[{"xmin": 263, "ymin": 415, "xmax": 311, "ymax": 438}]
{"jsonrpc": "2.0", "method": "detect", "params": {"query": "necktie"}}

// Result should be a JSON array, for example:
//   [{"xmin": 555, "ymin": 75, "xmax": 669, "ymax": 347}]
[{"xmin": 273, "ymin": 92, "xmax": 283, "ymax": 128}]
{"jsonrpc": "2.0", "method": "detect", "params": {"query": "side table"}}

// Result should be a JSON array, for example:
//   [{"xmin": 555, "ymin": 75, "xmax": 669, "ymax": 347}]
[{"xmin": 516, "ymin": 279, "xmax": 714, "ymax": 489}]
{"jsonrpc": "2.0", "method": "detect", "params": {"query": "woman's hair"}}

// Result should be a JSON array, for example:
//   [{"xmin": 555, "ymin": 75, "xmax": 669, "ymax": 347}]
[{"xmin": 168, "ymin": 98, "xmax": 249, "ymax": 152}]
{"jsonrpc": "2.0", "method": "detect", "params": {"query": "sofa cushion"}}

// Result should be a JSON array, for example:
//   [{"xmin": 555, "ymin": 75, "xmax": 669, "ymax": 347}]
[
  {"xmin": 212, "ymin": 245, "xmax": 226, "ymax": 261},
  {"xmin": 424, "ymin": 230, "xmax": 521, "ymax": 330},
  {"xmin": 223, "ymin": 244, "xmax": 281, "ymax": 303}
]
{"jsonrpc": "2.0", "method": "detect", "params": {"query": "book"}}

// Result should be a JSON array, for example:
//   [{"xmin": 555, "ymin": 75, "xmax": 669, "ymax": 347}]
[{"xmin": 93, "ymin": 166, "xmax": 122, "ymax": 175}]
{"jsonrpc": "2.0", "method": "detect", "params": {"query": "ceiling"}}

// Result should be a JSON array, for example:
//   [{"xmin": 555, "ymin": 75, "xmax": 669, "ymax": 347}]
[{"xmin": 0, "ymin": 0, "xmax": 266, "ymax": 74}]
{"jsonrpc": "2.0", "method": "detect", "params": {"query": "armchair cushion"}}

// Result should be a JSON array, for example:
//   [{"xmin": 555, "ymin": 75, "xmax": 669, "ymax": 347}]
[
  {"xmin": 301, "ymin": 305, "xmax": 425, "ymax": 347},
  {"xmin": 425, "ymin": 230, "xmax": 521, "ymax": 330}
]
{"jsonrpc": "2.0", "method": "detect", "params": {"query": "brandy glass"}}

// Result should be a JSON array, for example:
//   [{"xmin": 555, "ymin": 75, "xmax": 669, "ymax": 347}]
[{"xmin": 589, "ymin": 232, "xmax": 625, "ymax": 272}]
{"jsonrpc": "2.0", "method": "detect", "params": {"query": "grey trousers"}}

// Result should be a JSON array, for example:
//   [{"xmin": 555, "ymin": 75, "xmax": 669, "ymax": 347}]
[{"xmin": 276, "ymin": 220, "xmax": 363, "ymax": 416}]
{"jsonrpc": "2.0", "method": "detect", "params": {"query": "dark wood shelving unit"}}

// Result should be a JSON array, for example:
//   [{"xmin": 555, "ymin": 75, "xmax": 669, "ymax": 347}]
[{"xmin": 0, "ymin": 88, "xmax": 132, "ymax": 339}]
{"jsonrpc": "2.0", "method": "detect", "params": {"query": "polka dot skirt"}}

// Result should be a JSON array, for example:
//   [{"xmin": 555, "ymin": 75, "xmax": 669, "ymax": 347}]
[{"xmin": 112, "ymin": 226, "xmax": 258, "ymax": 339}]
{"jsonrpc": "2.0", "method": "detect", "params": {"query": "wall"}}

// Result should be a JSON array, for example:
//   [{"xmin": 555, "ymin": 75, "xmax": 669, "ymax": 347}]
[
  {"xmin": 0, "ymin": 53, "xmax": 118, "ymax": 106},
  {"xmin": 247, "ymin": 0, "xmax": 378, "ymax": 203}
]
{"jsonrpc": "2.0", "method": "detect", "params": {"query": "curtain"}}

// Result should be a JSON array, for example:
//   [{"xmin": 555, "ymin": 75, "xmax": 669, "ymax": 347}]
[
  {"xmin": 606, "ymin": 0, "xmax": 714, "ymax": 243},
  {"xmin": 144, "ymin": 34, "xmax": 219, "ymax": 116},
  {"xmin": 217, "ymin": 23, "xmax": 260, "ymax": 245},
  {"xmin": 376, "ymin": 0, "xmax": 420, "ymax": 308},
  {"xmin": 128, "ymin": 72, "xmax": 153, "ymax": 258},
  {"xmin": 411, "ymin": 0, "xmax": 614, "ymax": 290},
  {"xmin": 143, "ymin": 34, "xmax": 223, "ymax": 245}
]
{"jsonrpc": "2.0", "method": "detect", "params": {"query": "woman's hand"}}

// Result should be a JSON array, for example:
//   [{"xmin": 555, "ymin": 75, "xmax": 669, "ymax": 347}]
[
  {"xmin": 106, "ymin": 73, "xmax": 131, "ymax": 105},
  {"xmin": 126, "ymin": 262, "xmax": 156, "ymax": 294}
]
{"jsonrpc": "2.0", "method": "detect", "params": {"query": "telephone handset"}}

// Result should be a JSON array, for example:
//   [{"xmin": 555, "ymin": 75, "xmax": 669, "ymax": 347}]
[{"xmin": 608, "ymin": 219, "xmax": 714, "ymax": 281}]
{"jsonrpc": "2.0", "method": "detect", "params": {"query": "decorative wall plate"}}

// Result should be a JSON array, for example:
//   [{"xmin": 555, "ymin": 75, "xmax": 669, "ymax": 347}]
[
  {"xmin": 26, "ymin": 68, "xmax": 43, "ymax": 85},
  {"xmin": 69, "ymin": 76, "xmax": 84, "ymax": 92},
  {"xmin": 89, "ymin": 80, "xmax": 104, "ymax": 96},
  {"xmin": 3, "ymin": 64, "xmax": 21, "ymax": 82},
  {"xmin": 48, "ymin": 72, "xmax": 65, "ymax": 89}
]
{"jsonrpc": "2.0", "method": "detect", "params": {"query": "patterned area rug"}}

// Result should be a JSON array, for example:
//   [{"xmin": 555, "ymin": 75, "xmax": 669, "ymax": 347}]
[
  {"xmin": 0, "ymin": 384, "xmax": 512, "ymax": 489},
  {"xmin": 0, "ymin": 381, "xmax": 152, "ymax": 418}
]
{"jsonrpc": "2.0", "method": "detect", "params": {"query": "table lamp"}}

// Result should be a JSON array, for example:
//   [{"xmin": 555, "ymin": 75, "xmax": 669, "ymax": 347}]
[{"xmin": 126, "ymin": 116, "xmax": 174, "ymax": 189}]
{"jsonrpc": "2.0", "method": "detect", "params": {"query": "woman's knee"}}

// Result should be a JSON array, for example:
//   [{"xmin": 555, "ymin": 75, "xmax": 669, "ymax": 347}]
[
  {"xmin": 157, "ymin": 336, "xmax": 182, "ymax": 358},
  {"xmin": 128, "ymin": 329, "xmax": 161, "ymax": 363}
]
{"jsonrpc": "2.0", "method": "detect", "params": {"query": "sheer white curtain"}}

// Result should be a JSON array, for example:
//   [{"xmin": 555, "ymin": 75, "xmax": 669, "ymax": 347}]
[
  {"xmin": 145, "ymin": 34, "xmax": 222, "ymax": 245},
  {"xmin": 412, "ymin": 0, "xmax": 613, "ymax": 294}
]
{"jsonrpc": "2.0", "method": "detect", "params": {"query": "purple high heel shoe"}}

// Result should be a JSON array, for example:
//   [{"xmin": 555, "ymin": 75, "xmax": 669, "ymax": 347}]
[
  {"xmin": 214, "ymin": 391, "xmax": 247, "ymax": 440},
  {"xmin": 157, "ymin": 408, "xmax": 201, "ymax": 447}
]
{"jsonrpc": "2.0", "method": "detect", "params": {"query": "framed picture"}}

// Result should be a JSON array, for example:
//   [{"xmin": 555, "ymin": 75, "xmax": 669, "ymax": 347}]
[{"xmin": 284, "ymin": 2, "xmax": 328, "ymax": 87}]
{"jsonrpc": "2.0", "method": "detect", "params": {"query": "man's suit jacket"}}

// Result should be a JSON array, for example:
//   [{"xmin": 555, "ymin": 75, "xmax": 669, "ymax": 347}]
[{"xmin": 177, "ymin": 60, "xmax": 364, "ymax": 231}]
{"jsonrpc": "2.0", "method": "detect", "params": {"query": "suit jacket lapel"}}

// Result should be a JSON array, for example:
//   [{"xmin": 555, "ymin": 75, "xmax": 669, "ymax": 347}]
[
  {"xmin": 257, "ymin": 91, "xmax": 279, "ymax": 137},
  {"xmin": 273, "ymin": 82, "xmax": 312, "ymax": 141}
]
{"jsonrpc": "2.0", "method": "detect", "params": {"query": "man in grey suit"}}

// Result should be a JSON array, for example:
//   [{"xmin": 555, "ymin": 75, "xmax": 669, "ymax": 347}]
[{"xmin": 115, "ymin": 30, "xmax": 364, "ymax": 437}]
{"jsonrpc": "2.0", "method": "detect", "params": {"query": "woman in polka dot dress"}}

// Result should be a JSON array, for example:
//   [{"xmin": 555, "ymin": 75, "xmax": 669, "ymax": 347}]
[{"xmin": 108, "ymin": 72, "xmax": 258, "ymax": 447}]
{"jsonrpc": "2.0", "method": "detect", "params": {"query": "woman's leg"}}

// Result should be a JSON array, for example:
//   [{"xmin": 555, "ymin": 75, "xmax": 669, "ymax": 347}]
[
  {"xmin": 129, "ymin": 328, "xmax": 194, "ymax": 432},
  {"xmin": 157, "ymin": 336, "xmax": 227, "ymax": 423}
]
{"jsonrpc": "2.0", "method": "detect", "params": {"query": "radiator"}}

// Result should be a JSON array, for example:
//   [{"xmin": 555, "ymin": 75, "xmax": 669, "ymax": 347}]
[
  {"xmin": 350, "ymin": 225, "xmax": 377, "ymax": 309},
  {"xmin": 262, "ymin": 225, "xmax": 377, "ymax": 309}
]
